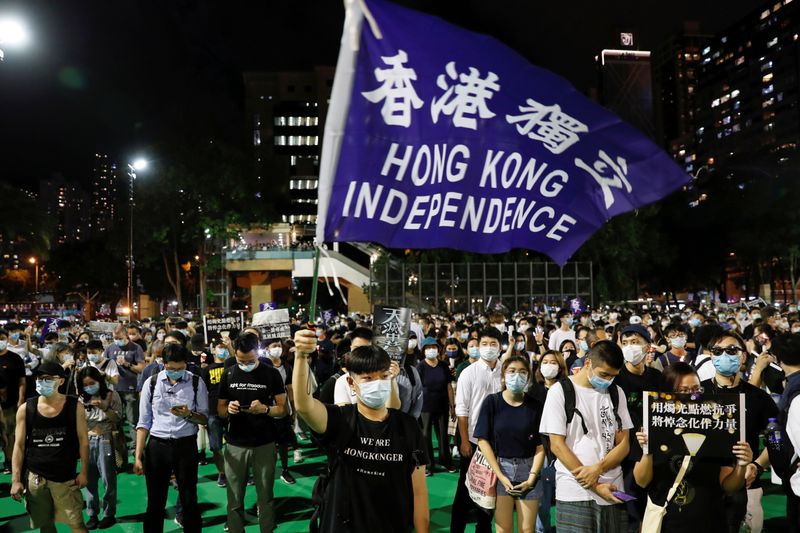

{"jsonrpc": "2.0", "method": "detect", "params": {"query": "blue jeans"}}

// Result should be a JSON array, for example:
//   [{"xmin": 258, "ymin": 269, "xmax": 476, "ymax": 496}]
[{"xmin": 86, "ymin": 434, "xmax": 117, "ymax": 519}]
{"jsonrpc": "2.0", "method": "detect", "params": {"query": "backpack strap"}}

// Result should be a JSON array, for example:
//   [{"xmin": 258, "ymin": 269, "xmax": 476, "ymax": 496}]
[
  {"xmin": 608, "ymin": 384, "xmax": 623, "ymax": 430},
  {"xmin": 560, "ymin": 377, "xmax": 588, "ymax": 434},
  {"xmin": 192, "ymin": 373, "xmax": 199, "ymax": 410},
  {"xmin": 148, "ymin": 373, "xmax": 158, "ymax": 404}
]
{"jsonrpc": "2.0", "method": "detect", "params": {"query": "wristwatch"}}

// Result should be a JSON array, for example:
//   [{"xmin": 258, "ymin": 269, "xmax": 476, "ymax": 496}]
[
  {"xmin": 751, "ymin": 461, "xmax": 765, "ymax": 475},
  {"xmin": 265, "ymin": 405, "xmax": 271, "ymax": 416}
]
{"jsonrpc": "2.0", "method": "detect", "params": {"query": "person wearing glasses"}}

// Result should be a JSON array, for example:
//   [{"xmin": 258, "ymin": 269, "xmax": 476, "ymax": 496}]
[
  {"xmin": 699, "ymin": 331, "xmax": 778, "ymax": 533},
  {"xmin": 634, "ymin": 362, "xmax": 753, "ymax": 533},
  {"xmin": 652, "ymin": 324, "xmax": 690, "ymax": 372}
]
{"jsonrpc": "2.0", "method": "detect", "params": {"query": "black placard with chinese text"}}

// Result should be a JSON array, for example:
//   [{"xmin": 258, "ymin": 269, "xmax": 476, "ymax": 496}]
[
  {"xmin": 373, "ymin": 305, "xmax": 412, "ymax": 366},
  {"xmin": 203, "ymin": 313, "xmax": 245, "ymax": 344},
  {"xmin": 644, "ymin": 392, "xmax": 745, "ymax": 460}
]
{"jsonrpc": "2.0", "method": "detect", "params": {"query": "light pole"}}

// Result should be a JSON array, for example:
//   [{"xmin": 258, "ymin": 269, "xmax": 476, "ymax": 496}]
[
  {"xmin": 28, "ymin": 256, "xmax": 38, "ymax": 293},
  {"xmin": 0, "ymin": 17, "xmax": 29, "ymax": 61},
  {"xmin": 126, "ymin": 159, "xmax": 147, "ymax": 321}
]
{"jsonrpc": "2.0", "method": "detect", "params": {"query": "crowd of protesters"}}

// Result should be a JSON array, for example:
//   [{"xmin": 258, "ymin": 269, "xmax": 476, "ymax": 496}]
[{"xmin": 1, "ymin": 301, "xmax": 800, "ymax": 532}]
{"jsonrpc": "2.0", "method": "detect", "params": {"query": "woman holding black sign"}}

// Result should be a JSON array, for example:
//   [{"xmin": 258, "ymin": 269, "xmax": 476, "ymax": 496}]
[{"xmin": 633, "ymin": 362, "xmax": 753, "ymax": 533}]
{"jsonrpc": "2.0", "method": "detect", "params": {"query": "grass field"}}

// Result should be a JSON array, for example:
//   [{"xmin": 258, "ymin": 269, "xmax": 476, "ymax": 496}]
[{"xmin": 0, "ymin": 436, "xmax": 791, "ymax": 532}]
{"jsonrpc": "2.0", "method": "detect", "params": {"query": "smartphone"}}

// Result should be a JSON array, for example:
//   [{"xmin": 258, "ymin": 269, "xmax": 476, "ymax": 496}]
[
  {"xmin": 239, "ymin": 403, "xmax": 252, "ymax": 411},
  {"xmin": 612, "ymin": 491, "xmax": 637, "ymax": 502},
  {"xmin": 171, "ymin": 404, "xmax": 188, "ymax": 412}
]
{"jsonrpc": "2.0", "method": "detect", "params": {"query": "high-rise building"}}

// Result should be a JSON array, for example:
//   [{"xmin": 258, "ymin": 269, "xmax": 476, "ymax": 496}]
[
  {"xmin": 38, "ymin": 175, "xmax": 90, "ymax": 245},
  {"xmin": 596, "ymin": 32, "xmax": 655, "ymax": 139},
  {"xmin": 90, "ymin": 153, "xmax": 119, "ymax": 233},
  {"xmin": 243, "ymin": 67, "xmax": 334, "ymax": 231},
  {"xmin": 691, "ymin": 0, "xmax": 800, "ymax": 172},
  {"xmin": 651, "ymin": 24, "xmax": 711, "ymax": 163}
]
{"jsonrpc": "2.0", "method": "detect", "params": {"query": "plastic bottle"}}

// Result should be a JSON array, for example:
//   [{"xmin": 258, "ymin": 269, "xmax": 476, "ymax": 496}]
[{"xmin": 765, "ymin": 417, "xmax": 783, "ymax": 451}]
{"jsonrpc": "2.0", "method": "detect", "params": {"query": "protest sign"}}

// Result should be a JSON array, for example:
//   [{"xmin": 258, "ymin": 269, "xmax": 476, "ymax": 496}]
[
  {"xmin": 373, "ymin": 305, "xmax": 412, "ymax": 366},
  {"xmin": 465, "ymin": 448, "xmax": 497, "ymax": 510},
  {"xmin": 203, "ymin": 313, "xmax": 245, "ymax": 344},
  {"xmin": 316, "ymin": 0, "xmax": 691, "ymax": 265},
  {"xmin": 86, "ymin": 321, "xmax": 120, "ymax": 338},
  {"xmin": 744, "ymin": 298, "xmax": 767, "ymax": 309},
  {"xmin": 251, "ymin": 309, "xmax": 291, "ymax": 341},
  {"xmin": 644, "ymin": 392, "xmax": 745, "ymax": 459}
]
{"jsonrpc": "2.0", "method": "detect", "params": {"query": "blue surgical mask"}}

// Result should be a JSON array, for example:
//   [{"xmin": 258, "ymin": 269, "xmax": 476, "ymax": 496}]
[
  {"xmin": 566, "ymin": 317, "xmax": 574, "ymax": 327},
  {"xmin": 588, "ymin": 364, "xmax": 614, "ymax": 391},
  {"xmin": 712, "ymin": 354, "xmax": 740, "ymax": 377},
  {"xmin": 446, "ymin": 350, "xmax": 458, "ymax": 357},
  {"xmin": 356, "ymin": 379, "xmax": 392, "ymax": 409},
  {"xmin": 114, "ymin": 339, "xmax": 127, "ymax": 347},
  {"xmin": 689, "ymin": 318, "xmax": 701, "ymax": 328},
  {"xmin": 0, "ymin": 341, "xmax": 7, "ymax": 351},
  {"xmin": 479, "ymin": 346, "xmax": 500, "ymax": 361},
  {"xmin": 36, "ymin": 379, "xmax": 57, "ymax": 397},
  {"xmin": 504, "ymin": 372, "xmax": 527, "ymax": 394},
  {"xmin": 10, "ymin": 333, "xmax": 20, "ymax": 341},
  {"xmin": 88, "ymin": 353, "xmax": 100, "ymax": 363},
  {"xmin": 84, "ymin": 384, "xmax": 100, "ymax": 396},
  {"xmin": 238, "ymin": 362, "xmax": 257, "ymax": 373},
  {"xmin": 468, "ymin": 347, "xmax": 480, "ymax": 358},
  {"xmin": 217, "ymin": 348, "xmax": 229, "ymax": 360},
  {"xmin": 166, "ymin": 369, "xmax": 185, "ymax": 381},
  {"xmin": 579, "ymin": 340, "xmax": 589, "ymax": 352}
]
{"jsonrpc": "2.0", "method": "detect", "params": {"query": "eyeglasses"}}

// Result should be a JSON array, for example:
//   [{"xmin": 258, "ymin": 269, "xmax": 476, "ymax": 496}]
[
  {"xmin": 676, "ymin": 386, "xmax": 704, "ymax": 394},
  {"xmin": 709, "ymin": 346, "xmax": 744, "ymax": 356}
]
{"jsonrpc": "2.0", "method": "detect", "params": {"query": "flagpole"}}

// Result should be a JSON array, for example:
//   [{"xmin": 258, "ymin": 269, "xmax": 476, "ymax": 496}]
[{"xmin": 308, "ymin": 246, "xmax": 321, "ymax": 322}]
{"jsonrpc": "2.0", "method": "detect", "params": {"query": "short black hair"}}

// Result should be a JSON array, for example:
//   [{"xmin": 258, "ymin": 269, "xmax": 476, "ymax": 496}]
[
  {"xmin": 556, "ymin": 309, "xmax": 572, "ymax": 321},
  {"xmin": 660, "ymin": 362, "xmax": 697, "ymax": 392},
  {"xmin": 163, "ymin": 343, "xmax": 189, "ymax": 364},
  {"xmin": 706, "ymin": 331, "xmax": 746, "ymax": 352},
  {"xmin": 695, "ymin": 324, "xmax": 724, "ymax": 350},
  {"xmin": 165, "ymin": 330, "xmax": 187, "ymax": 346},
  {"xmin": 86, "ymin": 340, "xmax": 104, "ymax": 352},
  {"xmin": 175, "ymin": 320, "xmax": 188, "ymax": 329},
  {"xmin": 127, "ymin": 324, "xmax": 142, "ymax": 334},
  {"xmin": 44, "ymin": 332, "xmax": 59, "ymax": 342},
  {"xmin": 350, "ymin": 327, "xmax": 374, "ymax": 343},
  {"xmin": 663, "ymin": 324, "xmax": 687, "ymax": 337},
  {"xmin": 772, "ymin": 333, "xmax": 800, "ymax": 367},
  {"xmin": 234, "ymin": 332, "xmax": 260, "ymax": 354},
  {"xmin": 587, "ymin": 340, "xmax": 624, "ymax": 369},
  {"xmin": 478, "ymin": 326, "xmax": 502, "ymax": 344},
  {"xmin": 5, "ymin": 323, "xmax": 21, "ymax": 332},
  {"xmin": 0, "ymin": 329, "xmax": 7, "ymax": 339},
  {"xmin": 347, "ymin": 345, "xmax": 391, "ymax": 375}
]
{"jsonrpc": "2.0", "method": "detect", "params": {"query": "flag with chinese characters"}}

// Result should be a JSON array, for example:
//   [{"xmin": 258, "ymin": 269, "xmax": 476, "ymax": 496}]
[{"xmin": 316, "ymin": 0, "xmax": 690, "ymax": 265}]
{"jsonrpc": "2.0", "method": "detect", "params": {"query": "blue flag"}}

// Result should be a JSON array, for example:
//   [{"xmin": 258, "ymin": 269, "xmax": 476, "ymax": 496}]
[{"xmin": 317, "ymin": 0, "xmax": 690, "ymax": 265}]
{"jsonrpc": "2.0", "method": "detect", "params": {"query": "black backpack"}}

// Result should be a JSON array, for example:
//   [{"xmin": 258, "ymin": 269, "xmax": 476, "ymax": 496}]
[
  {"xmin": 309, "ymin": 405, "xmax": 424, "ymax": 533},
  {"xmin": 767, "ymin": 378, "xmax": 800, "ymax": 481},
  {"xmin": 540, "ymin": 377, "xmax": 621, "ymax": 462}
]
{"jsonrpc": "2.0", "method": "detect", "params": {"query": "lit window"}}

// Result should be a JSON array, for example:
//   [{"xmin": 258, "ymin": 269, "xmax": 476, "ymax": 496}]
[
  {"xmin": 702, "ymin": 46, "xmax": 711, "ymax": 56},
  {"xmin": 761, "ymin": 9, "xmax": 771, "ymax": 18},
  {"xmin": 763, "ymin": 73, "xmax": 774, "ymax": 82},
  {"xmin": 711, "ymin": 98, "xmax": 720, "ymax": 108},
  {"xmin": 253, "ymin": 131, "xmax": 261, "ymax": 146},
  {"xmin": 735, "ymin": 56, "xmax": 745, "ymax": 66},
  {"xmin": 762, "ymin": 84, "xmax": 774, "ymax": 95},
  {"xmin": 731, "ymin": 89, "xmax": 740, "ymax": 98},
  {"xmin": 767, "ymin": 37, "xmax": 778, "ymax": 47}
]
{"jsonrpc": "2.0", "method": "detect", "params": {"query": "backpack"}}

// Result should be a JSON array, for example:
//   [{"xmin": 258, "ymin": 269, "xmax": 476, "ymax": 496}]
[
  {"xmin": 148, "ymin": 372, "xmax": 200, "ymax": 410},
  {"xmin": 540, "ymin": 377, "xmax": 622, "ymax": 463},
  {"xmin": 767, "ymin": 376, "xmax": 800, "ymax": 481},
  {"xmin": 309, "ymin": 405, "xmax": 424, "ymax": 533}
]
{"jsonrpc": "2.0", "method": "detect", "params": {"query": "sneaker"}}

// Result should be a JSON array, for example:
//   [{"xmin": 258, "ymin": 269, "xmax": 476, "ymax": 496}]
[
  {"xmin": 223, "ymin": 525, "xmax": 229, "ymax": 532},
  {"xmin": 293, "ymin": 449, "xmax": 304, "ymax": 464},
  {"xmin": 247, "ymin": 476, "xmax": 255, "ymax": 486},
  {"xmin": 425, "ymin": 469, "xmax": 433, "ymax": 477},
  {"xmin": 2, "ymin": 462, "xmax": 10, "ymax": 475},
  {"xmin": 97, "ymin": 516, "xmax": 116, "ymax": 529},
  {"xmin": 447, "ymin": 465, "xmax": 458, "ymax": 473},
  {"xmin": 174, "ymin": 515, "xmax": 184, "ymax": 528},
  {"xmin": 452, "ymin": 446, "xmax": 459, "ymax": 459},
  {"xmin": 217, "ymin": 474, "xmax": 227, "ymax": 487},
  {"xmin": 280, "ymin": 469, "xmax": 296, "ymax": 484},
  {"xmin": 86, "ymin": 516, "xmax": 99, "ymax": 530}
]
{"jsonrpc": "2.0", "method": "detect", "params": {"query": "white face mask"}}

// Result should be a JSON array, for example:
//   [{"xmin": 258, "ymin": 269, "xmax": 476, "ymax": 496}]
[
  {"xmin": 515, "ymin": 341, "xmax": 526, "ymax": 351},
  {"xmin": 540, "ymin": 362, "xmax": 560, "ymax": 379},
  {"xmin": 479, "ymin": 346, "xmax": 500, "ymax": 361},
  {"xmin": 494, "ymin": 324, "xmax": 507, "ymax": 333},
  {"xmin": 407, "ymin": 339, "xmax": 418, "ymax": 350},
  {"xmin": 424, "ymin": 348, "xmax": 439, "ymax": 360},
  {"xmin": 622, "ymin": 344, "xmax": 645, "ymax": 366},
  {"xmin": 268, "ymin": 347, "xmax": 282, "ymax": 359}
]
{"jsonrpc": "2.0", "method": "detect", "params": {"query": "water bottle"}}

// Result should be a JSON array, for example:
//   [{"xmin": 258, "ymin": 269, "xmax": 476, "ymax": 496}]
[{"xmin": 765, "ymin": 417, "xmax": 783, "ymax": 452}]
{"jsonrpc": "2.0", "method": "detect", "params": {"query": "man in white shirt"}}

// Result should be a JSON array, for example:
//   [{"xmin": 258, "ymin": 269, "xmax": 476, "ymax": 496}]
[
  {"xmin": 540, "ymin": 340, "xmax": 633, "ymax": 532},
  {"xmin": 450, "ymin": 327, "xmax": 503, "ymax": 533},
  {"xmin": 548, "ymin": 309, "xmax": 576, "ymax": 352},
  {"xmin": 771, "ymin": 333, "xmax": 800, "ymax": 529}
]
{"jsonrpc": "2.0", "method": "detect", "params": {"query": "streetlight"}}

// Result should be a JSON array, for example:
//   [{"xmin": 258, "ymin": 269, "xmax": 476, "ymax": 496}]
[
  {"xmin": 126, "ymin": 158, "xmax": 147, "ymax": 321},
  {"xmin": 28, "ymin": 256, "xmax": 38, "ymax": 293},
  {"xmin": 0, "ymin": 17, "xmax": 29, "ymax": 61}
]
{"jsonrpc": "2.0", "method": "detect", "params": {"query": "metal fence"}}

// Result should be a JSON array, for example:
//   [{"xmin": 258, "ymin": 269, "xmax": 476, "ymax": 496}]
[{"xmin": 369, "ymin": 261, "xmax": 593, "ymax": 313}]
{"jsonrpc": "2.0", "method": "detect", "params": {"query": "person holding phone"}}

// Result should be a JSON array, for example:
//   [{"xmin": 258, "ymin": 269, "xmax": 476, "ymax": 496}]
[
  {"xmin": 474, "ymin": 355, "xmax": 545, "ymax": 533},
  {"xmin": 134, "ymin": 343, "xmax": 208, "ymax": 532}
]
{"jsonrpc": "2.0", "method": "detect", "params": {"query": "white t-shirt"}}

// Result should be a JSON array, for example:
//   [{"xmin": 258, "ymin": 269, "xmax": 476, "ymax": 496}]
[
  {"xmin": 693, "ymin": 353, "xmax": 717, "ymax": 382},
  {"xmin": 787, "ymin": 395, "xmax": 800, "ymax": 496},
  {"xmin": 548, "ymin": 328, "xmax": 577, "ymax": 352},
  {"xmin": 455, "ymin": 359, "xmax": 503, "ymax": 444},
  {"xmin": 333, "ymin": 373, "xmax": 357, "ymax": 405},
  {"xmin": 539, "ymin": 378, "xmax": 633, "ymax": 505},
  {"xmin": 90, "ymin": 359, "xmax": 120, "ymax": 390}
]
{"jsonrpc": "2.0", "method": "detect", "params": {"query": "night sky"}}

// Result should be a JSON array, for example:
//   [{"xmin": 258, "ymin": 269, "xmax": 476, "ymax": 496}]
[{"xmin": 0, "ymin": 0, "xmax": 758, "ymax": 191}]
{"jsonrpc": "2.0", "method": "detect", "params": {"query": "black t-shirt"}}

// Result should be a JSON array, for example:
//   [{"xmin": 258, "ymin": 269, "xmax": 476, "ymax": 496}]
[
  {"xmin": 646, "ymin": 455, "xmax": 729, "ymax": 533},
  {"xmin": 701, "ymin": 377, "xmax": 779, "ymax": 489},
  {"xmin": 416, "ymin": 360, "xmax": 452, "ymax": 414},
  {"xmin": 0, "ymin": 351, "xmax": 25, "ymax": 409},
  {"xmin": 319, "ymin": 404, "xmax": 427, "ymax": 533},
  {"xmin": 218, "ymin": 363, "xmax": 286, "ymax": 447},
  {"xmin": 201, "ymin": 363, "xmax": 226, "ymax": 411},
  {"xmin": 743, "ymin": 352, "xmax": 785, "ymax": 395},
  {"xmin": 474, "ymin": 392, "xmax": 542, "ymax": 459},
  {"xmin": 615, "ymin": 365, "xmax": 661, "ymax": 461}
]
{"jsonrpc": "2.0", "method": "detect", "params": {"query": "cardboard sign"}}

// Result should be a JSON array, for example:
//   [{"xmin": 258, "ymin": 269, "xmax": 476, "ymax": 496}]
[
  {"xmin": 644, "ymin": 392, "xmax": 745, "ymax": 459},
  {"xmin": 251, "ymin": 309, "xmax": 291, "ymax": 341},
  {"xmin": 86, "ymin": 321, "xmax": 120, "ymax": 335},
  {"xmin": 373, "ymin": 305, "xmax": 412, "ymax": 366},
  {"xmin": 203, "ymin": 313, "xmax": 245, "ymax": 344}
]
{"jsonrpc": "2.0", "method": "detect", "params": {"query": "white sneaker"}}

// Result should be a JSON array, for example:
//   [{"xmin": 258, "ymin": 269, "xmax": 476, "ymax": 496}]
[
  {"xmin": 294, "ymin": 449, "xmax": 304, "ymax": 464},
  {"xmin": 452, "ymin": 446, "xmax": 459, "ymax": 459}
]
